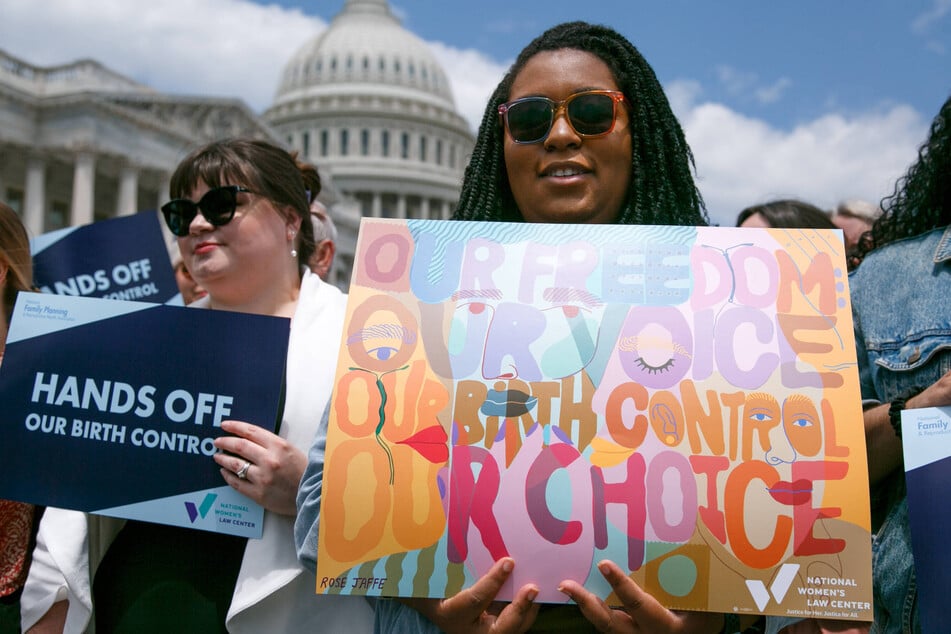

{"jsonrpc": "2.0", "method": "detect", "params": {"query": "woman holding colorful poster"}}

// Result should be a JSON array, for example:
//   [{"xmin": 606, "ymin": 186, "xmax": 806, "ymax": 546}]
[
  {"xmin": 297, "ymin": 17, "xmax": 878, "ymax": 634},
  {"xmin": 296, "ymin": 20, "xmax": 737, "ymax": 634},
  {"xmin": 22, "ymin": 140, "xmax": 373, "ymax": 632}
]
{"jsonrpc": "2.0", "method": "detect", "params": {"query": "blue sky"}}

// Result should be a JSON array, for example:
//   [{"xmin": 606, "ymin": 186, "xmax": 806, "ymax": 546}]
[
  {"xmin": 365, "ymin": 0, "xmax": 951, "ymax": 131},
  {"xmin": 2, "ymin": 0, "xmax": 949, "ymax": 226}
]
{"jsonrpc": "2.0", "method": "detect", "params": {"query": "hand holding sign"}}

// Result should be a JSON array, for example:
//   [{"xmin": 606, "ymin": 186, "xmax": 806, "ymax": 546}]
[
  {"xmin": 0, "ymin": 293, "xmax": 289, "ymax": 537},
  {"xmin": 401, "ymin": 558, "xmax": 541, "ymax": 634},
  {"xmin": 214, "ymin": 419, "xmax": 308, "ymax": 517},
  {"xmin": 558, "ymin": 560, "xmax": 724, "ymax": 634},
  {"xmin": 315, "ymin": 219, "xmax": 873, "ymax": 621}
]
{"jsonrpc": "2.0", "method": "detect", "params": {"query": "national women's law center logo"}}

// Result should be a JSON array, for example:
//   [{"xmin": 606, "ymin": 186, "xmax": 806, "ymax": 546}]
[
  {"xmin": 746, "ymin": 563, "xmax": 799, "ymax": 611},
  {"xmin": 184, "ymin": 493, "xmax": 217, "ymax": 523}
]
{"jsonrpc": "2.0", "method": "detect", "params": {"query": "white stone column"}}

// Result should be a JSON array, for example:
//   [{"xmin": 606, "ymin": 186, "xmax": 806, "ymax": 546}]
[
  {"xmin": 116, "ymin": 165, "xmax": 139, "ymax": 216},
  {"xmin": 441, "ymin": 200, "xmax": 451, "ymax": 220},
  {"xmin": 156, "ymin": 173, "xmax": 172, "ymax": 211},
  {"xmin": 24, "ymin": 157, "xmax": 46, "ymax": 236},
  {"xmin": 70, "ymin": 152, "xmax": 96, "ymax": 226},
  {"xmin": 371, "ymin": 193, "xmax": 382, "ymax": 218},
  {"xmin": 420, "ymin": 197, "xmax": 431, "ymax": 220},
  {"xmin": 396, "ymin": 195, "xmax": 407, "ymax": 219}
]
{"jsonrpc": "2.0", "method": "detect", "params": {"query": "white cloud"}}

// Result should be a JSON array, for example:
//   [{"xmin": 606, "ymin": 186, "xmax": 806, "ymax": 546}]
[
  {"xmin": 665, "ymin": 80, "xmax": 705, "ymax": 119},
  {"xmin": 716, "ymin": 65, "xmax": 792, "ymax": 105},
  {"xmin": 912, "ymin": 0, "xmax": 951, "ymax": 54},
  {"xmin": 924, "ymin": 39, "xmax": 947, "ymax": 54},
  {"xmin": 1, "ymin": 0, "xmax": 930, "ymax": 232},
  {"xmin": 912, "ymin": 0, "xmax": 951, "ymax": 33},
  {"xmin": 755, "ymin": 77, "xmax": 792, "ymax": 105},
  {"xmin": 670, "ymin": 81, "xmax": 927, "ymax": 227},
  {"xmin": 0, "ymin": 0, "xmax": 324, "ymax": 111},
  {"xmin": 715, "ymin": 65, "xmax": 758, "ymax": 96},
  {"xmin": 427, "ymin": 42, "xmax": 509, "ymax": 134}
]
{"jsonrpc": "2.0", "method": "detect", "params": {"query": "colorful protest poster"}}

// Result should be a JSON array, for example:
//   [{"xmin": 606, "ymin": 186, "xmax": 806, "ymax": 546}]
[
  {"xmin": 0, "ymin": 293, "xmax": 289, "ymax": 538},
  {"xmin": 31, "ymin": 211, "xmax": 179, "ymax": 304},
  {"xmin": 901, "ymin": 406, "xmax": 951, "ymax": 634},
  {"xmin": 314, "ymin": 219, "xmax": 872, "ymax": 620}
]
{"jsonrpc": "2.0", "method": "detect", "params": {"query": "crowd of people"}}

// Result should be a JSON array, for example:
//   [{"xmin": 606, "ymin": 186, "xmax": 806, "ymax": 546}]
[{"xmin": 0, "ymin": 17, "xmax": 947, "ymax": 634}]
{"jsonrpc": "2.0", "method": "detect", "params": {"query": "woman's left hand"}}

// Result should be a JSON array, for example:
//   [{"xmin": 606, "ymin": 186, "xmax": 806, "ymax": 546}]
[
  {"xmin": 213, "ymin": 419, "xmax": 307, "ymax": 516},
  {"xmin": 559, "ymin": 560, "xmax": 723, "ymax": 634}
]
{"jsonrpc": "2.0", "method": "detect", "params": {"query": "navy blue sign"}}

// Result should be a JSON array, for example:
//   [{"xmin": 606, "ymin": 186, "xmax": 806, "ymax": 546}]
[
  {"xmin": 32, "ymin": 211, "xmax": 179, "ymax": 304},
  {"xmin": 902, "ymin": 407, "xmax": 951, "ymax": 634},
  {"xmin": 0, "ymin": 293, "xmax": 290, "ymax": 537}
]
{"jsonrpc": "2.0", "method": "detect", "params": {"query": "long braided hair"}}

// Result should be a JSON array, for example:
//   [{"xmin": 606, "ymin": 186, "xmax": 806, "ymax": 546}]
[
  {"xmin": 853, "ymin": 93, "xmax": 951, "ymax": 263},
  {"xmin": 454, "ymin": 21, "xmax": 708, "ymax": 227}
]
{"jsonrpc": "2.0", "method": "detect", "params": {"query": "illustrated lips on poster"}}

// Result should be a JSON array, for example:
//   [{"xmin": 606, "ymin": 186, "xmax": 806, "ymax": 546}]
[
  {"xmin": 480, "ymin": 387, "xmax": 538, "ymax": 418},
  {"xmin": 396, "ymin": 425, "xmax": 449, "ymax": 463},
  {"xmin": 767, "ymin": 479, "xmax": 813, "ymax": 506}
]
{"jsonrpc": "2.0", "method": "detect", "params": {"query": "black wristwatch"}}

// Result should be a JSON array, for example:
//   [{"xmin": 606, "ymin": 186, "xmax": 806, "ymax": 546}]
[{"xmin": 889, "ymin": 386, "xmax": 925, "ymax": 439}]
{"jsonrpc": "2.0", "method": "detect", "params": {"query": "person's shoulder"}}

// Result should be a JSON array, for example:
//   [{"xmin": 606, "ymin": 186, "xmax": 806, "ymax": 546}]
[
  {"xmin": 299, "ymin": 270, "xmax": 348, "ymax": 315},
  {"xmin": 850, "ymin": 225, "xmax": 949, "ymax": 302}
]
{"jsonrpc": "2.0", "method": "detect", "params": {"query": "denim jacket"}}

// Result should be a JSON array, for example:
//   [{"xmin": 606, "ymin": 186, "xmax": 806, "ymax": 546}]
[
  {"xmin": 848, "ymin": 225, "xmax": 951, "ymax": 634},
  {"xmin": 296, "ymin": 405, "xmax": 435, "ymax": 633}
]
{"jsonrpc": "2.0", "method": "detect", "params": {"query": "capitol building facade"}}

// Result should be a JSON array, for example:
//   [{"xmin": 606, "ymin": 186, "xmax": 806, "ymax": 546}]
[
  {"xmin": 266, "ymin": 0, "xmax": 475, "ymax": 280},
  {"xmin": 0, "ymin": 0, "xmax": 475, "ymax": 289}
]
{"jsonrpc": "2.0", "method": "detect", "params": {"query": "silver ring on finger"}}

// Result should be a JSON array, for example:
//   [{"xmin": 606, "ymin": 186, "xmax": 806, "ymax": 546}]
[{"xmin": 236, "ymin": 460, "xmax": 251, "ymax": 480}]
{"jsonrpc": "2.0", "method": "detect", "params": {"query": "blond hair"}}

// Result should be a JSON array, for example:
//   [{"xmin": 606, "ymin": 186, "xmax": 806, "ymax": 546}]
[
  {"xmin": 0, "ymin": 202, "xmax": 33, "ymax": 325},
  {"xmin": 833, "ymin": 199, "xmax": 881, "ymax": 223}
]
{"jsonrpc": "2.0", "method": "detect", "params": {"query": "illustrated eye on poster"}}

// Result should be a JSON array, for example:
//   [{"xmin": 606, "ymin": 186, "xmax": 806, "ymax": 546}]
[{"xmin": 315, "ymin": 218, "xmax": 873, "ymax": 622}]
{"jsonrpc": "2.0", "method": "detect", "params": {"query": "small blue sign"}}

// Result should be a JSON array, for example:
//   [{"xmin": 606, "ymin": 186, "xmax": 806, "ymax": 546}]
[{"xmin": 31, "ymin": 211, "xmax": 179, "ymax": 304}]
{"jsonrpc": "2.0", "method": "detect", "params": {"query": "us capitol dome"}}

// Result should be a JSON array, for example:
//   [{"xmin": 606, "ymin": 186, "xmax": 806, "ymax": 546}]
[{"xmin": 264, "ymin": 0, "xmax": 476, "ymax": 282}]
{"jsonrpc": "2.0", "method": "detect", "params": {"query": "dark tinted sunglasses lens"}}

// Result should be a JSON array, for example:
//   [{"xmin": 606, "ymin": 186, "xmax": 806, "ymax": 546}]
[
  {"xmin": 567, "ymin": 94, "xmax": 616, "ymax": 135},
  {"xmin": 161, "ymin": 201, "xmax": 196, "ymax": 236},
  {"xmin": 200, "ymin": 187, "xmax": 238, "ymax": 226},
  {"xmin": 507, "ymin": 99, "xmax": 553, "ymax": 143}
]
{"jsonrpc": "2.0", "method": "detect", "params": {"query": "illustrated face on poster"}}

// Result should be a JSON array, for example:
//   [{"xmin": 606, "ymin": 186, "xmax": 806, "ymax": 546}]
[
  {"xmin": 446, "ymin": 237, "xmax": 607, "ymax": 415},
  {"xmin": 588, "ymin": 227, "xmax": 839, "ymax": 574},
  {"xmin": 319, "ymin": 219, "xmax": 870, "ymax": 619}
]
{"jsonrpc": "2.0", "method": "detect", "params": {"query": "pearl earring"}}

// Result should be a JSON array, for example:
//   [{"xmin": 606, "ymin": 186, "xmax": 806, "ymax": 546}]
[
  {"xmin": 291, "ymin": 247, "xmax": 298, "ymax": 258},
  {"xmin": 289, "ymin": 229, "xmax": 298, "ymax": 258}
]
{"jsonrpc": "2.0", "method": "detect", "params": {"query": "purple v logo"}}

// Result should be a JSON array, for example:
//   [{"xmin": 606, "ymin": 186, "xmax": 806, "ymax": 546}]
[{"xmin": 184, "ymin": 493, "xmax": 218, "ymax": 523}]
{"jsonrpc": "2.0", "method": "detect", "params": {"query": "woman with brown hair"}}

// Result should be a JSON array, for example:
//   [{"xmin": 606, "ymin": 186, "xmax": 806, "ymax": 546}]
[
  {"xmin": 0, "ymin": 201, "xmax": 39, "ymax": 634},
  {"xmin": 22, "ymin": 140, "xmax": 373, "ymax": 632}
]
